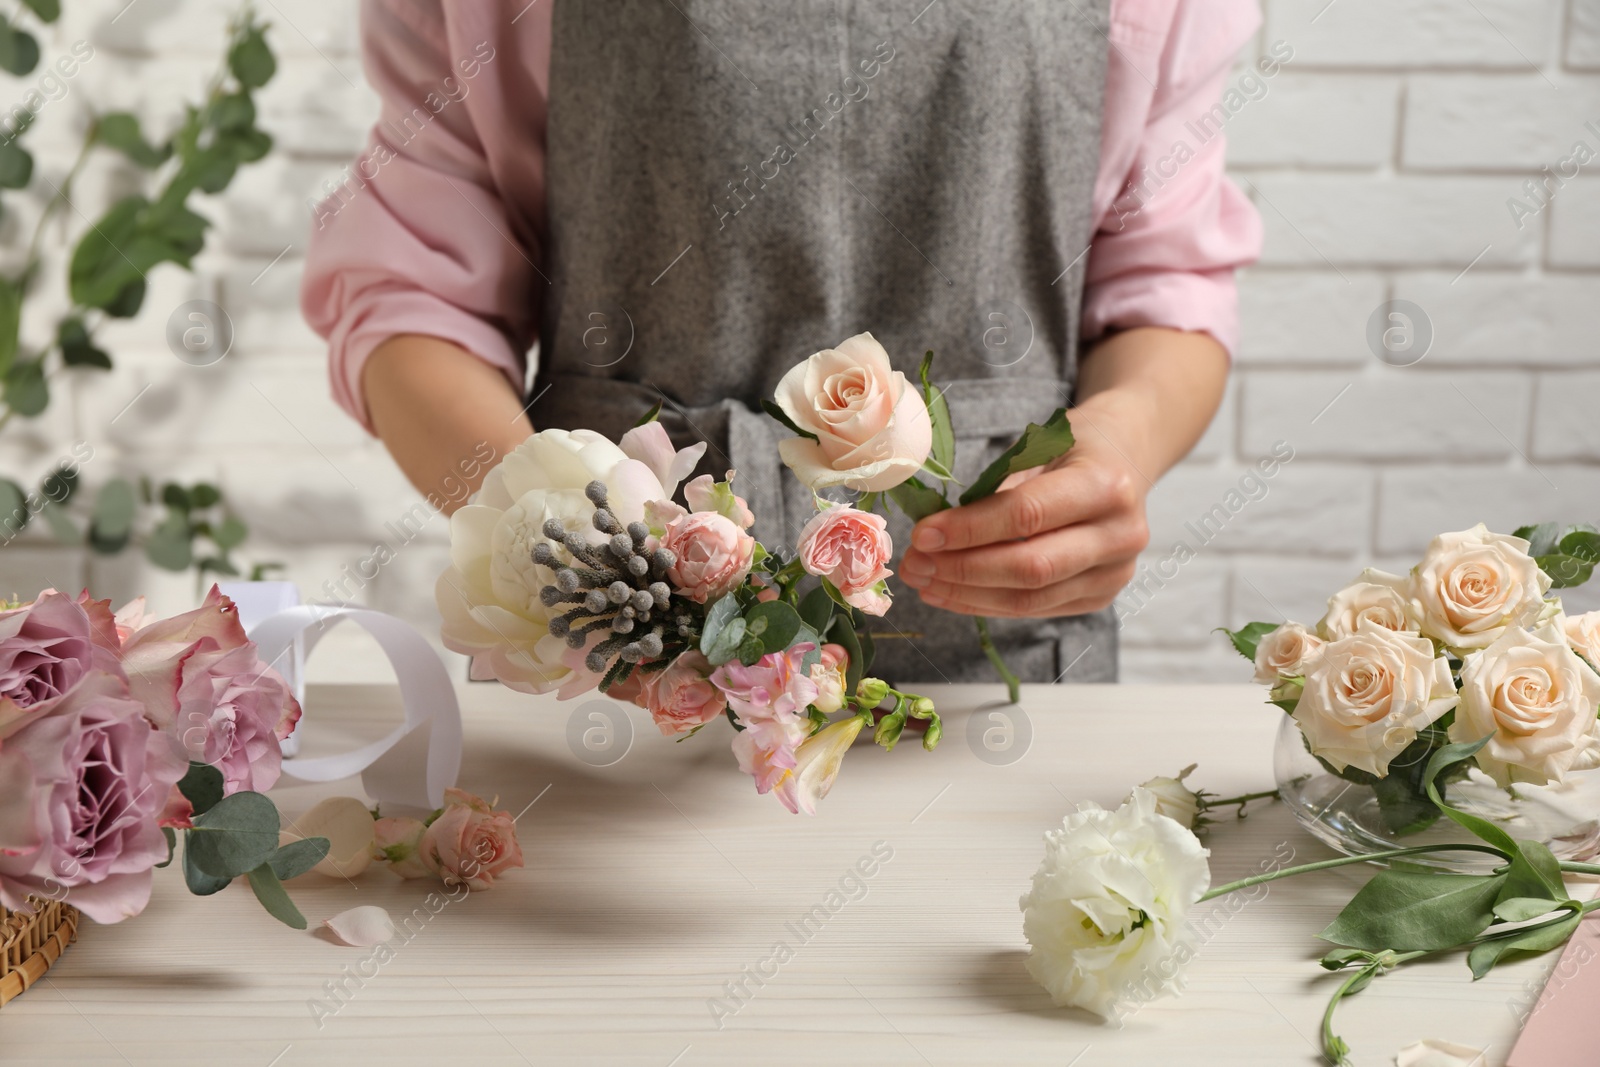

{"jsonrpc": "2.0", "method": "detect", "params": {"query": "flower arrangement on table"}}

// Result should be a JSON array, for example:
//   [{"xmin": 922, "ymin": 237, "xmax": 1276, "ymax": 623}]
[
  {"xmin": 1225, "ymin": 522, "xmax": 1600, "ymax": 835},
  {"xmin": 1020, "ymin": 522, "xmax": 1600, "ymax": 1065},
  {"xmin": 438, "ymin": 333, "xmax": 1077, "ymax": 812},
  {"xmin": 0, "ymin": 587, "xmax": 526, "ymax": 943}
]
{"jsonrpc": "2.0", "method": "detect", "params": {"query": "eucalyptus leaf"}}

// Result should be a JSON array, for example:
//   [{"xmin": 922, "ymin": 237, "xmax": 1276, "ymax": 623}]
[
  {"xmin": 958, "ymin": 407, "xmax": 1074, "ymax": 506},
  {"xmin": 57, "ymin": 317, "xmax": 112, "ymax": 369},
  {"xmin": 96, "ymin": 112, "xmax": 171, "ymax": 168},
  {"xmin": 228, "ymin": 25, "xmax": 275, "ymax": 89},
  {"xmin": 1318, "ymin": 870, "xmax": 1506, "ymax": 951},
  {"xmin": 186, "ymin": 790, "xmax": 281, "ymax": 878},
  {"xmin": 213, "ymin": 514, "xmax": 248, "ymax": 549},
  {"xmin": 0, "ymin": 277, "xmax": 19, "ymax": 374},
  {"xmin": 176, "ymin": 760, "xmax": 225, "ymax": 817},
  {"xmin": 0, "ymin": 478, "xmax": 27, "ymax": 535},
  {"xmin": 38, "ymin": 501, "xmax": 77, "ymax": 544},
  {"xmin": 145, "ymin": 516, "xmax": 194, "ymax": 571},
  {"xmin": 704, "ymin": 616, "xmax": 747, "ymax": 667},
  {"xmin": 18, "ymin": 0, "xmax": 60, "ymax": 23},
  {"xmin": 4, "ymin": 358, "xmax": 48, "ymax": 416},
  {"xmin": 182, "ymin": 834, "xmax": 231, "ymax": 896},
  {"xmin": 699, "ymin": 594, "xmax": 741, "ymax": 658},
  {"xmin": 745, "ymin": 599, "xmax": 802, "ymax": 655},
  {"xmin": 0, "ymin": 141, "xmax": 32, "ymax": 189},
  {"xmin": 246, "ymin": 863, "xmax": 308, "ymax": 929},
  {"xmin": 0, "ymin": 19, "xmax": 39, "ymax": 75},
  {"xmin": 267, "ymin": 837, "xmax": 331, "ymax": 881},
  {"xmin": 91, "ymin": 478, "xmax": 137, "ymax": 539}
]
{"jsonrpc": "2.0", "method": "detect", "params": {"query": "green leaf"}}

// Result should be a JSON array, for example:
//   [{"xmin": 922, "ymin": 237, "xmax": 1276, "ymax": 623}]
[
  {"xmin": 0, "ymin": 478, "xmax": 28, "ymax": 535},
  {"xmin": 91, "ymin": 478, "xmax": 136, "ymax": 540},
  {"xmin": 187, "ymin": 791, "xmax": 282, "ymax": 879},
  {"xmin": 17, "ymin": 0, "xmax": 60, "ymax": 23},
  {"xmin": 0, "ymin": 277, "xmax": 20, "ymax": 375},
  {"xmin": 156, "ymin": 826, "xmax": 177, "ymax": 869},
  {"xmin": 1468, "ymin": 911, "xmax": 1582, "ymax": 979},
  {"xmin": 761, "ymin": 398, "xmax": 818, "ymax": 441},
  {"xmin": 189, "ymin": 482, "xmax": 221, "ymax": 509},
  {"xmin": 57, "ymin": 317, "xmax": 112, "ymax": 370},
  {"xmin": 1370, "ymin": 771, "xmax": 1443, "ymax": 836},
  {"xmin": 209, "ymin": 92, "xmax": 255, "ymax": 133},
  {"xmin": 176, "ymin": 760, "xmax": 225, "ymax": 817},
  {"xmin": 197, "ymin": 555, "xmax": 241, "ymax": 578},
  {"xmin": 161, "ymin": 482, "xmax": 191, "ymax": 511},
  {"xmin": 4, "ymin": 358, "xmax": 48, "ymax": 416},
  {"xmin": 958, "ymin": 407, "xmax": 1074, "ymax": 506},
  {"xmin": 213, "ymin": 514, "xmax": 248, "ymax": 550},
  {"xmin": 828, "ymin": 612, "xmax": 864, "ymax": 698},
  {"xmin": 181, "ymin": 833, "xmax": 232, "ymax": 896},
  {"xmin": 246, "ymin": 863, "xmax": 308, "ymax": 929},
  {"xmin": 0, "ymin": 141, "xmax": 32, "ymax": 189},
  {"xmin": 37, "ymin": 501, "xmax": 77, "ymax": 544},
  {"xmin": 1493, "ymin": 896, "xmax": 1570, "ymax": 923},
  {"xmin": 632, "ymin": 399, "xmax": 663, "ymax": 427},
  {"xmin": 886, "ymin": 476, "xmax": 950, "ymax": 522},
  {"xmin": 1422, "ymin": 736, "xmax": 1519, "ymax": 858},
  {"xmin": 69, "ymin": 196, "xmax": 210, "ymax": 311},
  {"xmin": 745, "ymin": 599, "xmax": 802, "ymax": 655},
  {"xmin": 1513, "ymin": 523, "xmax": 1561, "ymax": 557},
  {"xmin": 704, "ymin": 615, "xmax": 747, "ymax": 667},
  {"xmin": 918, "ymin": 350, "xmax": 955, "ymax": 476},
  {"xmin": 102, "ymin": 278, "xmax": 146, "ymax": 319},
  {"xmin": 798, "ymin": 584, "xmax": 835, "ymax": 635},
  {"xmin": 145, "ymin": 517, "xmax": 194, "ymax": 571},
  {"xmin": 699, "ymin": 594, "xmax": 741, "ymax": 658},
  {"xmin": 227, "ymin": 25, "xmax": 276, "ymax": 89},
  {"xmin": 1222, "ymin": 622, "xmax": 1280, "ymax": 662},
  {"xmin": 1318, "ymin": 870, "xmax": 1506, "ymax": 951},
  {"xmin": 1500, "ymin": 839, "xmax": 1565, "ymax": 904},
  {"xmin": 0, "ymin": 19, "xmax": 40, "ymax": 76},
  {"xmin": 267, "ymin": 837, "xmax": 330, "ymax": 881},
  {"xmin": 96, "ymin": 112, "xmax": 171, "ymax": 168}
]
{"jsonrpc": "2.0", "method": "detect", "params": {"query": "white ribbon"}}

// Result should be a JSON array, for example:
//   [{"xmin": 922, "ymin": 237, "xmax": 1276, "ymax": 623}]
[{"xmin": 220, "ymin": 583, "xmax": 462, "ymax": 810}]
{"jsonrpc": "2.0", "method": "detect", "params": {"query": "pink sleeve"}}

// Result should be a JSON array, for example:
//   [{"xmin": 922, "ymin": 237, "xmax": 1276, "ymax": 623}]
[
  {"xmin": 300, "ymin": 1, "xmax": 549, "ymax": 433},
  {"xmin": 1083, "ymin": 0, "xmax": 1264, "ymax": 356}
]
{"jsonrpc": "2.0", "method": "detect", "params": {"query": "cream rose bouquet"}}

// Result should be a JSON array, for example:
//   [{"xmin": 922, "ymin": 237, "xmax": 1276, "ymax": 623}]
[
  {"xmin": 1224, "ymin": 522, "xmax": 1600, "ymax": 835},
  {"xmin": 439, "ymin": 333, "xmax": 1076, "ymax": 810}
]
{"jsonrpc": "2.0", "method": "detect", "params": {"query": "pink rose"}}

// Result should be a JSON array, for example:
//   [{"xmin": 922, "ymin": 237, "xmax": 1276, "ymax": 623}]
[
  {"xmin": 711, "ymin": 645, "xmax": 820, "ymax": 724},
  {"xmin": 773, "ymin": 332, "xmax": 932, "ymax": 492},
  {"xmin": 663, "ymin": 511, "xmax": 754, "ymax": 605},
  {"xmin": 418, "ymin": 788, "xmax": 525, "ymax": 891},
  {"xmin": 809, "ymin": 643, "xmax": 850, "ymax": 715},
  {"xmin": 638, "ymin": 651, "xmax": 726, "ymax": 736},
  {"xmin": 0, "ymin": 590, "xmax": 122, "ymax": 736},
  {"xmin": 0, "ymin": 671, "xmax": 186, "ymax": 923},
  {"xmin": 797, "ymin": 506, "xmax": 894, "ymax": 616},
  {"xmin": 373, "ymin": 816, "xmax": 431, "ymax": 879},
  {"xmin": 121, "ymin": 586, "xmax": 301, "ymax": 795}
]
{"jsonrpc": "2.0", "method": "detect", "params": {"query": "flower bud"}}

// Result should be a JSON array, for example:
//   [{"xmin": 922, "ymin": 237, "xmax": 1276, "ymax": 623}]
[
  {"xmin": 908, "ymin": 696, "xmax": 935, "ymax": 719},
  {"xmin": 874, "ymin": 710, "xmax": 905, "ymax": 751},
  {"xmin": 857, "ymin": 677, "xmax": 890, "ymax": 706},
  {"xmin": 921, "ymin": 717, "xmax": 942, "ymax": 751}
]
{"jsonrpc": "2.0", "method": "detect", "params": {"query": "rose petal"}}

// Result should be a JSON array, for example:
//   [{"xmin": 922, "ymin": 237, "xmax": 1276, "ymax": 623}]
[
  {"xmin": 323, "ymin": 905, "xmax": 396, "ymax": 947},
  {"xmin": 1394, "ymin": 1039, "xmax": 1488, "ymax": 1067},
  {"xmin": 293, "ymin": 797, "xmax": 377, "ymax": 878}
]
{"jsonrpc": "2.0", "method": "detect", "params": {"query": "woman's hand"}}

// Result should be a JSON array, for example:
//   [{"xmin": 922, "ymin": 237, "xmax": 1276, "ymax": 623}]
[{"xmin": 897, "ymin": 327, "xmax": 1229, "ymax": 619}]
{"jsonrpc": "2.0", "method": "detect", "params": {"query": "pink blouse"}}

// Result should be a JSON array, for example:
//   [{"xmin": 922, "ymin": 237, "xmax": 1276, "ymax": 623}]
[{"xmin": 303, "ymin": 0, "xmax": 1265, "ymax": 432}]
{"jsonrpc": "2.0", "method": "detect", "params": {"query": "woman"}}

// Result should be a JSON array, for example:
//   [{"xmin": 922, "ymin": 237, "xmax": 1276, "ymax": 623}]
[{"xmin": 302, "ymin": 0, "xmax": 1262, "ymax": 686}]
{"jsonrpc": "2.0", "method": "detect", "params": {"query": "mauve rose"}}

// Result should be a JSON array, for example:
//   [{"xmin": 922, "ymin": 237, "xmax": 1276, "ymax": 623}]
[
  {"xmin": 662, "ymin": 511, "xmax": 754, "ymax": 605},
  {"xmin": 774, "ymin": 332, "xmax": 932, "ymax": 492},
  {"xmin": 797, "ymin": 506, "xmax": 894, "ymax": 616},
  {"xmin": 120, "ymin": 586, "xmax": 301, "ymax": 795},
  {"xmin": 0, "ymin": 671, "xmax": 186, "ymax": 923},
  {"xmin": 638, "ymin": 650, "xmax": 726, "ymax": 736},
  {"xmin": 418, "ymin": 788, "xmax": 524, "ymax": 891},
  {"xmin": 0, "ymin": 590, "xmax": 122, "ymax": 737}
]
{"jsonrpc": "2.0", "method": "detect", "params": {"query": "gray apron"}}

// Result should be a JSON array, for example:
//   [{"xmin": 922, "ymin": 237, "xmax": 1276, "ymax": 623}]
[{"xmin": 532, "ymin": 0, "xmax": 1117, "ymax": 686}]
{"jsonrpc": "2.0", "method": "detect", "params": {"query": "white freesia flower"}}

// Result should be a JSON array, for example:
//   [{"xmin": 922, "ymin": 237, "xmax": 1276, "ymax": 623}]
[
  {"xmin": 1253, "ymin": 622, "xmax": 1324, "ymax": 684},
  {"xmin": 790, "ymin": 716, "xmax": 866, "ymax": 815},
  {"xmin": 1293, "ymin": 620, "xmax": 1459, "ymax": 777},
  {"xmin": 1318, "ymin": 569, "xmax": 1415, "ymax": 640},
  {"xmin": 1452, "ymin": 622, "xmax": 1600, "ymax": 788},
  {"xmin": 1019, "ymin": 787, "xmax": 1211, "ymax": 1019},
  {"xmin": 435, "ymin": 428, "xmax": 687, "ymax": 697},
  {"xmin": 1407, "ymin": 524, "xmax": 1551, "ymax": 651},
  {"xmin": 1134, "ymin": 764, "xmax": 1200, "ymax": 829}
]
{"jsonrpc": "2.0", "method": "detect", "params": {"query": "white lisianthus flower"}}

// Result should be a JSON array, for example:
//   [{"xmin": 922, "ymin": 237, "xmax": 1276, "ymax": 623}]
[
  {"xmin": 1318, "ymin": 569, "xmax": 1415, "ymax": 640},
  {"xmin": 1019, "ymin": 787, "xmax": 1211, "ymax": 1019},
  {"xmin": 1407, "ymin": 524, "xmax": 1551, "ymax": 651},
  {"xmin": 1133, "ymin": 764, "xmax": 1201, "ymax": 829},
  {"xmin": 1252, "ymin": 622, "xmax": 1324, "ymax": 684},
  {"xmin": 1292, "ymin": 620, "xmax": 1459, "ymax": 777},
  {"xmin": 1451, "ymin": 622, "xmax": 1600, "ymax": 788},
  {"xmin": 435, "ymin": 428, "xmax": 694, "ymax": 697}
]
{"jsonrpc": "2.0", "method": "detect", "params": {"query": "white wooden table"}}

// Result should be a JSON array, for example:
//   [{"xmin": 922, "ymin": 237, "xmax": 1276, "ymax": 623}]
[{"xmin": 0, "ymin": 683, "xmax": 1573, "ymax": 1066}]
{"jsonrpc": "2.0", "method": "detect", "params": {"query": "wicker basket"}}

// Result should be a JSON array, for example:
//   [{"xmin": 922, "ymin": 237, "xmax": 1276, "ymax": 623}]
[{"xmin": 0, "ymin": 898, "xmax": 80, "ymax": 1009}]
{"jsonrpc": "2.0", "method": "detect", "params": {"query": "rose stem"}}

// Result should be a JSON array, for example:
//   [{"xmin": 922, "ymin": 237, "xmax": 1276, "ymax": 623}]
[
  {"xmin": 974, "ymin": 616, "xmax": 1020, "ymax": 704},
  {"xmin": 1197, "ymin": 843, "xmax": 1509, "ymax": 903}
]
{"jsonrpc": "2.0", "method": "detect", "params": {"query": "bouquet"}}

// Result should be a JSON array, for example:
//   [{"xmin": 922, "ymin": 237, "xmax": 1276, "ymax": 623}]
[
  {"xmin": 437, "ymin": 332, "xmax": 1077, "ymax": 812},
  {"xmin": 1225, "ymin": 522, "xmax": 1600, "ymax": 834}
]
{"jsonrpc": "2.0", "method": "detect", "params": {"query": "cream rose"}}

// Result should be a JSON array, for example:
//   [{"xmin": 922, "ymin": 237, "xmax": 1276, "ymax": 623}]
[
  {"xmin": 1451, "ymin": 622, "xmax": 1600, "ymax": 788},
  {"xmin": 1019, "ymin": 787, "xmax": 1211, "ymax": 1019},
  {"xmin": 1408, "ymin": 524, "xmax": 1551, "ymax": 651},
  {"xmin": 1292, "ymin": 621, "xmax": 1459, "ymax": 777},
  {"xmin": 1318, "ymin": 569, "xmax": 1415, "ymax": 640},
  {"xmin": 1562, "ymin": 610, "xmax": 1600, "ymax": 668},
  {"xmin": 1133, "ymin": 765, "xmax": 1201, "ymax": 829},
  {"xmin": 773, "ymin": 332, "xmax": 932, "ymax": 492},
  {"xmin": 436, "ymin": 429, "xmax": 683, "ymax": 698},
  {"xmin": 1252, "ymin": 622, "xmax": 1324, "ymax": 684}
]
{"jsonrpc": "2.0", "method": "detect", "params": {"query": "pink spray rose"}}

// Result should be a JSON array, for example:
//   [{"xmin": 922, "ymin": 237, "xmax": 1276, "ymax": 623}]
[
  {"xmin": 663, "ymin": 511, "xmax": 755, "ymax": 605},
  {"xmin": 0, "ymin": 590, "xmax": 123, "ymax": 737},
  {"xmin": 638, "ymin": 650, "xmax": 726, "ymax": 736},
  {"xmin": 418, "ymin": 788, "xmax": 525, "ymax": 891},
  {"xmin": 797, "ymin": 505, "xmax": 895, "ymax": 616},
  {"xmin": 0, "ymin": 671, "xmax": 186, "ymax": 923},
  {"xmin": 373, "ymin": 816, "xmax": 432, "ymax": 879},
  {"xmin": 711, "ymin": 645, "xmax": 820, "ymax": 724},
  {"xmin": 120, "ymin": 586, "xmax": 301, "ymax": 796}
]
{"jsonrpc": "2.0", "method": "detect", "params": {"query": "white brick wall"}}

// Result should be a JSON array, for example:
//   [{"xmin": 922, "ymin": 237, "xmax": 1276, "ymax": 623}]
[{"xmin": 1, "ymin": 2, "xmax": 1594, "ymax": 686}]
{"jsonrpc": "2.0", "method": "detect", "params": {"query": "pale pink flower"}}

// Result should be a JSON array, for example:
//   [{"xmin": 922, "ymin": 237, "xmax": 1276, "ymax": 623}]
[
  {"xmin": 711, "ymin": 645, "xmax": 820, "ymax": 724},
  {"xmin": 731, "ymin": 716, "xmax": 810, "ymax": 811},
  {"xmin": 618, "ymin": 420, "xmax": 707, "ymax": 502},
  {"xmin": 797, "ymin": 506, "xmax": 894, "ymax": 616},
  {"xmin": 0, "ymin": 590, "xmax": 122, "ymax": 738},
  {"xmin": 373, "ymin": 816, "xmax": 431, "ymax": 879},
  {"xmin": 418, "ymin": 788, "xmax": 524, "ymax": 891},
  {"xmin": 809, "ymin": 643, "xmax": 850, "ymax": 714},
  {"xmin": 684, "ymin": 471, "xmax": 755, "ymax": 529},
  {"xmin": 638, "ymin": 651, "xmax": 726, "ymax": 736},
  {"xmin": 663, "ymin": 511, "xmax": 754, "ymax": 605}
]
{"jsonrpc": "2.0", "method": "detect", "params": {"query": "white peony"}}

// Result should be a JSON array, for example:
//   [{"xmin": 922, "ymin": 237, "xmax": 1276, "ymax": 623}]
[
  {"xmin": 1407, "ymin": 524, "xmax": 1551, "ymax": 651},
  {"xmin": 1252, "ymin": 622, "xmax": 1324, "ymax": 683},
  {"xmin": 1020, "ymin": 787, "xmax": 1211, "ymax": 1020},
  {"xmin": 1292, "ymin": 620, "xmax": 1459, "ymax": 777},
  {"xmin": 1318, "ymin": 569, "xmax": 1415, "ymax": 640},
  {"xmin": 1452, "ymin": 622, "xmax": 1600, "ymax": 788},
  {"xmin": 435, "ymin": 426, "xmax": 702, "ymax": 697}
]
